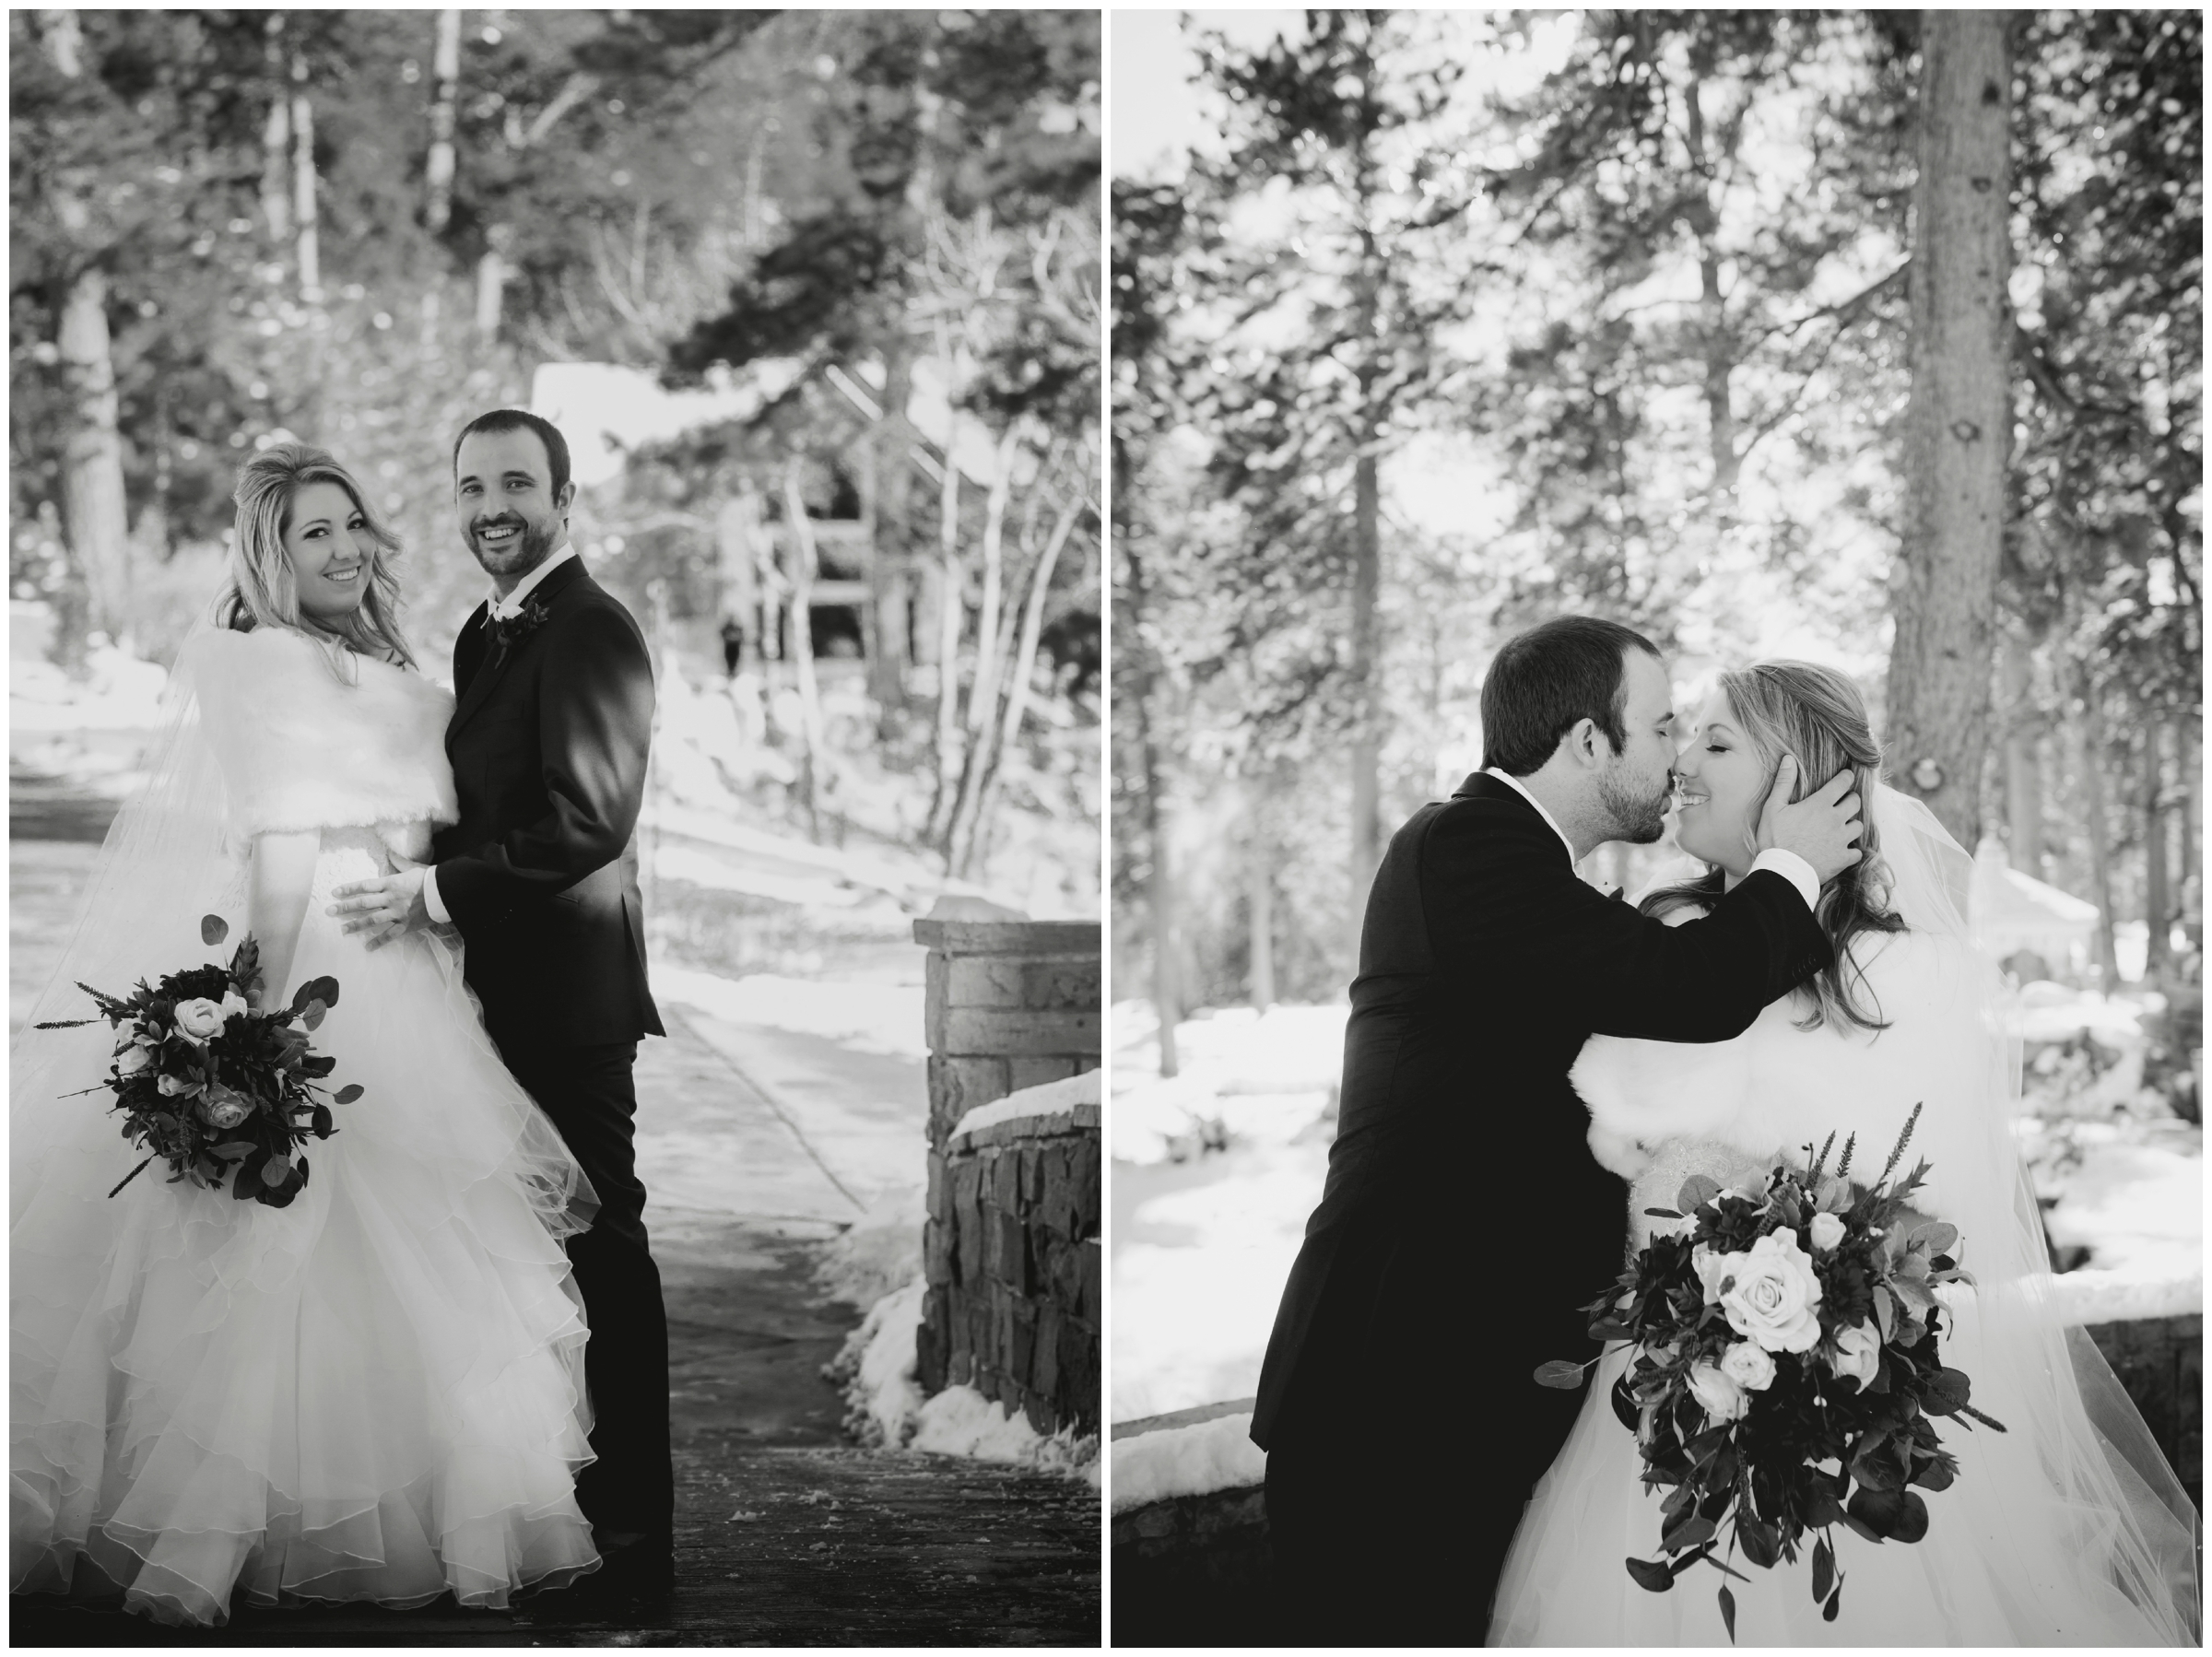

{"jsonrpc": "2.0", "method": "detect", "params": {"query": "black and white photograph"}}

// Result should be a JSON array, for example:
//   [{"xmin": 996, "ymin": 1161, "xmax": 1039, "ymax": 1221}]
[
  {"xmin": 1109, "ymin": 9, "xmax": 2200, "ymax": 1646},
  {"xmin": 11, "ymin": 9, "xmax": 1101, "ymax": 1643}
]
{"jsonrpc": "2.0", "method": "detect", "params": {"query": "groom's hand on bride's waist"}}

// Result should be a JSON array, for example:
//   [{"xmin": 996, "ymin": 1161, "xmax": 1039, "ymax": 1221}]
[
  {"xmin": 328, "ymin": 856, "xmax": 432, "ymax": 950},
  {"xmin": 1756, "ymin": 754, "xmax": 1864, "ymax": 888}
]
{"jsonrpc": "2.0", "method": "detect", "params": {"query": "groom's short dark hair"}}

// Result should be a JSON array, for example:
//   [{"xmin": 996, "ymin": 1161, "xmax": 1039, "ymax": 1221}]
[
  {"xmin": 453, "ymin": 408, "xmax": 572, "ymax": 503},
  {"xmin": 1480, "ymin": 616, "xmax": 1662, "ymax": 776}
]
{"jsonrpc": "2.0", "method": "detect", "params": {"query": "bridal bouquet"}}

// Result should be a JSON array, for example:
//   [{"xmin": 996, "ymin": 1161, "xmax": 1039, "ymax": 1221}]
[
  {"xmin": 1537, "ymin": 1106, "xmax": 2004, "ymax": 1640},
  {"xmin": 34, "ymin": 914, "xmax": 360, "ymax": 1209}
]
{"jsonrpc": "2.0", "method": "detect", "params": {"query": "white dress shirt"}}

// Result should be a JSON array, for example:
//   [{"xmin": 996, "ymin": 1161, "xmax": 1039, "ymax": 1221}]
[
  {"xmin": 423, "ymin": 543, "xmax": 579, "ymax": 925},
  {"xmin": 1479, "ymin": 766, "xmax": 1819, "ymax": 912}
]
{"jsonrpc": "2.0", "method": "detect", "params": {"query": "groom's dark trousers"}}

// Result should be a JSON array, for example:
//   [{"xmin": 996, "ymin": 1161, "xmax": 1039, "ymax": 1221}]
[
  {"xmin": 431, "ymin": 554, "xmax": 674, "ymax": 1543},
  {"xmin": 1251, "ymin": 773, "xmax": 1830, "ymax": 1644}
]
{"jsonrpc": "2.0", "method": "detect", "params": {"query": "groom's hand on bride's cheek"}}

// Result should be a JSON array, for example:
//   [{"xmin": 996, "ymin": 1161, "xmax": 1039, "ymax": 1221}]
[{"xmin": 1758, "ymin": 755, "xmax": 1864, "ymax": 884}]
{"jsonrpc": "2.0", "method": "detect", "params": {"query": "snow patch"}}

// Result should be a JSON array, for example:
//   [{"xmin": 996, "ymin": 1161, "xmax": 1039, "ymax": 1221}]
[
  {"xmin": 654, "ymin": 964, "xmax": 928, "ymax": 1057},
  {"xmin": 825, "ymin": 1275, "xmax": 927, "ymax": 1448},
  {"xmin": 2048, "ymin": 1268, "xmax": 2205, "ymax": 1327},
  {"xmin": 817, "ymin": 1192, "xmax": 926, "ymax": 1313},
  {"xmin": 912, "ymin": 1385, "xmax": 1100, "ymax": 1485},
  {"xmin": 951, "ymin": 1068, "xmax": 1100, "ymax": 1142},
  {"xmin": 1110, "ymin": 1412, "xmax": 1266, "ymax": 1515}
]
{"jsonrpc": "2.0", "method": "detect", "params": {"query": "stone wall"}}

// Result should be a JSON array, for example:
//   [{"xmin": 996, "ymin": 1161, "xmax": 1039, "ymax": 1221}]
[{"xmin": 914, "ymin": 917, "xmax": 1101, "ymax": 1438}]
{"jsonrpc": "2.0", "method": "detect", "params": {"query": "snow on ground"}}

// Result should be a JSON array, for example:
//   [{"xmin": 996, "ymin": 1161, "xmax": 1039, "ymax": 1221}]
[
  {"xmin": 825, "ymin": 1275, "xmax": 1100, "ymax": 1486},
  {"xmin": 1109, "ymin": 1412, "xmax": 1265, "ymax": 1515},
  {"xmin": 1111, "ymin": 999, "xmax": 1347, "ymax": 1165},
  {"xmin": 654, "ymin": 964, "xmax": 929, "ymax": 1060}
]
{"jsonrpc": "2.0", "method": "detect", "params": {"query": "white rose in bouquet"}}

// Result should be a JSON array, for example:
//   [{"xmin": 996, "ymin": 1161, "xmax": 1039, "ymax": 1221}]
[
  {"xmin": 1826, "ymin": 1320, "xmax": 1882, "ymax": 1393},
  {"xmin": 1808, "ymin": 1211, "xmax": 1847, "ymax": 1252},
  {"xmin": 1687, "ymin": 1360, "xmax": 1749, "ymax": 1423},
  {"xmin": 172, "ymin": 998, "xmax": 229, "ymax": 1042},
  {"xmin": 116, "ymin": 1045, "xmax": 152, "ymax": 1076},
  {"xmin": 1719, "ymin": 1339, "xmax": 1777, "ymax": 1392},
  {"xmin": 218, "ymin": 990, "xmax": 251, "ymax": 1022},
  {"xmin": 1713, "ymin": 1230, "xmax": 1824, "ymax": 1353},
  {"xmin": 157, "ymin": 1073, "xmax": 197, "ymax": 1097}
]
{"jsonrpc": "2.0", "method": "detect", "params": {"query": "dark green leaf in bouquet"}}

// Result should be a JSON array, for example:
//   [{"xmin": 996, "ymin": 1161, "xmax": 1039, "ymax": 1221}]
[
  {"xmin": 1663, "ymin": 1512, "xmax": 1717, "ymax": 1555},
  {"xmin": 1823, "ymin": 1585, "xmax": 1842, "ymax": 1622},
  {"xmin": 211, "ymin": 1142, "xmax": 254, "ymax": 1161},
  {"xmin": 333, "ymin": 1084, "xmax": 364, "ymax": 1105},
  {"xmin": 231, "ymin": 1156, "xmax": 262, "ymax": 1199},
  {"xmin": 1806, "ymin": 1481, "xmax": 1845, "ymax": 1529},
  {"xmin": 1909, "ymin": 1452, "xmax": 1957, "ymax": 1491},
  {"xmin": 308, "ymin": 976, "xmax": 340, "ymax": 1010},
  {"xmin": 1907, "ymin": 1219, "xmax": 1959, "ymax": 1257},
  {"xmin": 1921, "ymin": 1367, "xmax": 1971, "ymax": 1416},
  {"xmin": 1847, "ymin": 1485, "xmax": 1930, "ymax": 1543},
  {"xmin": 301, "ymin": 1001, "xmax": 328, "ymax": 1032},
  {"xmin": 1737, "ymin": 1515, "xmax": 1781, "ymax": 1569},
  {"xmin": 310, "ymin": 1104, "xmax": 335, "ymax": 1137},
  {"xmin": 1626, "ymin": 1557, "xmax": 1676, "ymax": 1593},
  {"xmin": 303, "ymin": 1054, "xmax": 335, "ymax": 1077},
  {"xmin": 1642, "ymin": 1206, "xmax": 1682, "ymax": 1221},
  {"xmin": 1535, "ymin": 1360, "xmax": 1589, "ymax": 1390},
  {"xmin": 1717, "ymin": 1584, "xmax": 1736, "ymax": 1643},
  {"xmin": 1686, "ymin": 1425, "xmax": 1729, "ymax": 1466},
  {"xmin": 201, "ymin": 915, "xmax": 229, "ymax": 946},
  {"xmin": 1677, "ymin": 1173, "xmax": 1723, "ymax": 1214},
  {"xmin": 1611, "ymin": 1373, "xmax": 1641, "ymax": 1431},
  {"xmin": 1811, "ymin": 1536, "xmax": 1834, "ymax": 1601}
]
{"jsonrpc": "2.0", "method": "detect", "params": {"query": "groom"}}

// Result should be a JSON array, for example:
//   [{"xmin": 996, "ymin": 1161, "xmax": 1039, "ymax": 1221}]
[
  {"xmin": 1250, "ymin": 617, "xmax": 1862, "ymax": 1645},
  {"xmin": 330, "ymin": 408, "xmax": 673, "ymax": 1594}
]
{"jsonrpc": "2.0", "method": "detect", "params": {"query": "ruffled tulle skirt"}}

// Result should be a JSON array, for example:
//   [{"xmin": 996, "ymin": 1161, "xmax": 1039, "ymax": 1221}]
[{"xmin": 11, "ymin": 831, "xmax": 600, "ymax": 1626}]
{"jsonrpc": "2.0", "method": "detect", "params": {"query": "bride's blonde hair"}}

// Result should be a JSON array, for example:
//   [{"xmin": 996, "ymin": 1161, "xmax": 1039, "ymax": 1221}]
[
  {"xmin": 1642, "ymin": 660, "xmax": 1905, "ymax": 1033},
  {"xmin": 214, "ymin": 443, "xmax": 416, "ymax": 671}
]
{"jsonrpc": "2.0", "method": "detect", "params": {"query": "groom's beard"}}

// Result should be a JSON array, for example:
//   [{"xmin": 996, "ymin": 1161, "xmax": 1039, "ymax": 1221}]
[
  {"xmin": 1598, "ymin": 767, "xmax": 1672, "ymax": 845},
  {"xmin": 468, "ymin": 513, "xmax": 562, "ymax": 580}
]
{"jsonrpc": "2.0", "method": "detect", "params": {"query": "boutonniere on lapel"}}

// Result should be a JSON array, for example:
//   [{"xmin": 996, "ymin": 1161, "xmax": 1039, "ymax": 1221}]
[{"xmin": 488, "ymin": 595, "xmax": 552, "ymax": 668}]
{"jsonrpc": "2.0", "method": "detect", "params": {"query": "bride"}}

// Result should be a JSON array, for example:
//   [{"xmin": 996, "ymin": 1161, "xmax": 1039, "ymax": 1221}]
[
  {"xmin": 12, "ymin": 445, "xmax": 601, "ymax": 1625},
  {"xmin": 1488, "ymin": 661, "xmax": 2199, "ymax": 1646}
]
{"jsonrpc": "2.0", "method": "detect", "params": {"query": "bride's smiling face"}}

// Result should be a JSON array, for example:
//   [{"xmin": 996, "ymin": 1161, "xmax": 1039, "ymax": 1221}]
[
  {"xmin": 1673, "ymin": 688, "xmax": 1771, "ymax": 873},
  {"xmin": 283, "ymin": 481, "xmax": 372, "ymax": 624}
]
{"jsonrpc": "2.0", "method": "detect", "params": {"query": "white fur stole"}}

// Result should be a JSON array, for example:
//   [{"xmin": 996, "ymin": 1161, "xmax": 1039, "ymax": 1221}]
[
  {"xmin": 1571, "ymin": 913, "xmax": 1996, "ymax": 1214},
  {"xmin": 182, "ymin": 627, "xmax": 457, "ymax": 860}
]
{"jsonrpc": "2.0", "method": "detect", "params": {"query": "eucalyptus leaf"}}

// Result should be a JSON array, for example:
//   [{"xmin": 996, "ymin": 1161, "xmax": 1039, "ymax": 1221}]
[
  {"xmin": 1717, "ymin": 1584, "xmax": 1736, "ymax": 1644},
  {"xmin": 201, "ymin": 915, "xmax": 229, "ymax": 946},
  {"xmin": 1677, "ymin": 1174, "xmax": 1723, "ymax": 1213},
  {"xmin": 1626, "ymin": 1557, "xmax": 1675, "ymax": 1593},
  {"xmin": 1535, "ymin": 1360, "xmax": 1589, "ymax": 1390},
  {"xmin": 333, "ymin": 1083, "xmax": 364, "ymax": 1104}
]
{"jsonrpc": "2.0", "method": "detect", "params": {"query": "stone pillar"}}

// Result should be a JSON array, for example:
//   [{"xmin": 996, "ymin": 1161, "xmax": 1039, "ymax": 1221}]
[{"xmin": 914, "ymin": 917, "xmax": 1101, "ymax": 1436}]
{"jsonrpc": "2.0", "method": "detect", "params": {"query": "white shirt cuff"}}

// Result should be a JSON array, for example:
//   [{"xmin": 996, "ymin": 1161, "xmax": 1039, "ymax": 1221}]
[
  {"xmin": 1748, "ymin": 849, "xmax": 1820, "ymax": 912},
  {"xmin": 422, "ymin": 864, "xmax": 452, "ymax": 925}
]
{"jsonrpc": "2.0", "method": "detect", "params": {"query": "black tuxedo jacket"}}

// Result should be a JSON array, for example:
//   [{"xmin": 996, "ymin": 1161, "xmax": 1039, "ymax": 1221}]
[
  {"xmin": 431, "ymin": 555, "xmax": 665, "ymax": 1049},
  {"xmin": 1250, "ymin": 773, "xmax": 1830, "ymax": 1477}
]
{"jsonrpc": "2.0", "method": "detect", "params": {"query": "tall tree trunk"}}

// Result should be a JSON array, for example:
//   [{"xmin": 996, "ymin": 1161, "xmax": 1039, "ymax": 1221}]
[
  {"xmin": 2076, "ymin": 677, "xmax": 2121, "ymax": 989},
  {"xmin": 262, "ymin": 15, "xmax": 291, "ymax": 244},
  {"xmin": 1884, "ymin": 11, "xmax": 2014, "ymax": 847},
  {"xmin": 1248, "ymin": 809, "xmax": 1277, "ymax": 1012},
  {"xmin": 782, "ymin": 464, "xmax": 831, "ymax": 840},
  {"xmin": 928, "ymin": 376, "xmax": 965, "ymax": 847},
  {"xmin": 955, "ymin": 467, "xmax": 1087, "ymax": 878},
  {"xmin": 1685, "ymin": 75, "xmax": 1741, "ymax": 501},
  {"xmin": 2143, "ymin": 718, "xmax": 2170, "ymax": 972},
  {"xmin": 2001, "ymin": 629, "xmax": 2042, "ymax": 873},
  {"xmin": 963, "ymin": 427, "xmax": 1020, "ymax": 743},
  {"xmin": 868, "ymin": 348, "xmax": 915, "ymax": 711},
  {"xmin": 1124, "ymin": 538, "xmax": 1180, "ymax": 1077},
  {"xmin": 424, "ymin": 8, "xmax": 460, "ymax": 234},
  {"xmin": 41, "ymin": 10, "xmax": 131, "ymax": 652},
  {"xmin": 1347, "ymin": 217, "xmax": 1383, "ymax": 972},
  {"xmin": 290, "ymin": 51, "xmax": 320, "ymax": 295}
]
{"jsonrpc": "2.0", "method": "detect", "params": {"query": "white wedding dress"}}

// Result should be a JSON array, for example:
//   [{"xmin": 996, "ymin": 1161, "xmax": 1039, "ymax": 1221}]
[
  {"xmin": 1488, "ymin": 788, "xmax": 2199, "ymax": 1647},
  {"xmin": 11, "ymin": 626, "xmax": 601, "ymax": 1626}
]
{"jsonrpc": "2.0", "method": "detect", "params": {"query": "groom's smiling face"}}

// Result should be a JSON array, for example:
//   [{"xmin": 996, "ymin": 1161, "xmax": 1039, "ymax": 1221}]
[
  {"xmin": 455, "ymin": 427, "xmax": 573, "ymax": 582},
  {"xmin": 1594, "ymin": 650, "xmax": 1679, "ymax": 845}
]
